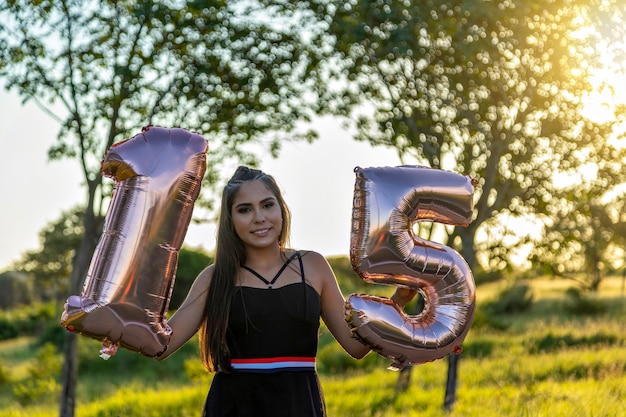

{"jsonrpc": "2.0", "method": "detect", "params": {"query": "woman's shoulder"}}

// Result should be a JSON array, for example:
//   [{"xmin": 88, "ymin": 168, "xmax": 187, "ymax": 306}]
[
  {"xmin": 292, "ymin": 249, "xmax": 325, "ymax": 261},
  {"xmin": 194, "ymin": 263, "xmax": 216, "ymax": 286},
  {"xmin": 288, "ymin": 250, "xmax": 333, "ymax": 293},
  {"xmin": 291, "ymin": 249, "xmax": 332, "ymax": 272}
]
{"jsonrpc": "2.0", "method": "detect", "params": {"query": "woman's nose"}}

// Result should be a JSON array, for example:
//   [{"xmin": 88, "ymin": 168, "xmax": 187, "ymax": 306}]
[{"xmin": 253, "ymin": 208, "xmax": 265, "ymax": 222}]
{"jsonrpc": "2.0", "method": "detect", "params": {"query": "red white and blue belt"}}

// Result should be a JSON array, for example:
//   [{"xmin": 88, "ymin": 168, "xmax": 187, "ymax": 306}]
[{"xmin": 230, "ymin": 356, "xmax": 316, "ymax": 373}]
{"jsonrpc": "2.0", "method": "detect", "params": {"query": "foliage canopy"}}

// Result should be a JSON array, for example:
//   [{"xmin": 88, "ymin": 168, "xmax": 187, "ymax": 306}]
[{"xmin": 303, "ymin": 0, "xmax": 626, "ymax": 280}]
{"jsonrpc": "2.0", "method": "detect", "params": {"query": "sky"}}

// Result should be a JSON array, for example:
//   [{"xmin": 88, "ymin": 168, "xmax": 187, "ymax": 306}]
[{"xmin": 0, "ymin": 89, "xmax": 401, "ymax": 271}]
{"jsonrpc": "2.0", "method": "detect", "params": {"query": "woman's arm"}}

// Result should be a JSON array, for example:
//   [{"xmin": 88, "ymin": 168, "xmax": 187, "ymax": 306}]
[
  {"xmin": 156, "ymin": 265, "xmax": 213, "ymax": 360},
  {"xmin": 309, "ymin": 252, "xmax": 369, "ymax": 359},
  {"xmin": 313, "ymin": 252, "xmax": 417, "ymax": 360}
]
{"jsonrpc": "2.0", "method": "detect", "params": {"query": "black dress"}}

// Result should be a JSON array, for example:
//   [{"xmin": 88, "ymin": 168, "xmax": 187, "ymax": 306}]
[{"xmin": 203, "ymin": 252, "xmax": 326, "ymax": 417}]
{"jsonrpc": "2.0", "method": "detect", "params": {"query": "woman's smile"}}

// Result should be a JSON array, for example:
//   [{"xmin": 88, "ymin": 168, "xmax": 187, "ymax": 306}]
[{"xmin": 252, "ymin": 228, "xmax": 271, "ymax": 236}]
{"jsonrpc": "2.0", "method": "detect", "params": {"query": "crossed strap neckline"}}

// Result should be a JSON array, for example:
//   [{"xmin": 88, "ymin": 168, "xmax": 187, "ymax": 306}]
[{"xmin": 241, "ymin": 251, "xmax": 300, "ymax": 289}]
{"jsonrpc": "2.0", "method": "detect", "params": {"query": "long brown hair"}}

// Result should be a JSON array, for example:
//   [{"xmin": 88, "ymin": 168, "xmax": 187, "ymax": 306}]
[{"xmin": 199, "ymin": 166, "xmax": 291, "ymax": 372}]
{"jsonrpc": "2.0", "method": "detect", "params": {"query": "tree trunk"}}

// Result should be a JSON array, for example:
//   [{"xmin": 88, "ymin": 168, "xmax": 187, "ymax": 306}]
[
  {"xmin": 59, "ymin": 205, "xmax": 100, "ymax": 417},
  {"xmin": 58, "ymin": 248, "xmax": 89, "ymax": 417},
  {"xmin": 395, "ymin": 365, "xmax": 413, "ymax": 393},
  {"xmin": 443, "ymin": 353, "xmax": 460, "ymax": 411},
  {"xmin": 442, "ymin": 227, "xmax": 475, "ymax": 411},
  {"xmin": 58, "ymin": 333, "xmax": 78, "ymax": 417},
  {"xmin": 458, "ymin": 226, "xmax": 477, "ymax": 273}
]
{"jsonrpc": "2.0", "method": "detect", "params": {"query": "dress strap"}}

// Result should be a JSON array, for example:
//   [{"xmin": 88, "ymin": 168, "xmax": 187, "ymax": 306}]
[
  {"xmin": 242, "ymin": 251, "xmax": 300, "ymax": 288},
  {"xmin": 297, "ymin": 252, "xmax": 305, "ymax": 283}
]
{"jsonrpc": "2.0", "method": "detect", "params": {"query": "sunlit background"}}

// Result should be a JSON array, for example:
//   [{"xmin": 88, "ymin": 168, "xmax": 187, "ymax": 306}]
[
  {"xmin": 0, "ymin": 89, "xmax": 402, "ymax": 269},
  {"xmin": 0, "ymin": 2, "xmax": 625, "ymax": 416}
]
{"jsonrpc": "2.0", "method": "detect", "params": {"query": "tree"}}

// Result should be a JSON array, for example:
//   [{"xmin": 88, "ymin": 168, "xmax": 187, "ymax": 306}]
[
  {"xmin": 15, "ymin": 207, "xmax": 86, "ymax": 304},
  {"xmin": 0, "ymin": 2, "xmax": 326, "ymax": 415},
  {"xmin": 13, "ymin": 204, "xmax": 212, "ymax": 307},
  {"xmin": 530, "ymin": 115, "xmax": 626, "ymax": 291},
  {"xmin": 311, "ymin": 0, "xmax": 624, "ymax": 268},
  {"xmin": 0, "ymin": 271, "xmax": 33, "ymax": 309},
  {"xmin": 304, "ymin": 0, "xmax": 626, "ymax": 409},
  {"xmin": 531, "ymin": 193, "xmax": 622, "ymax": 291},
  {"xmin": 528, "ymin": 5, "xmax": 626, "ymax": 291}
]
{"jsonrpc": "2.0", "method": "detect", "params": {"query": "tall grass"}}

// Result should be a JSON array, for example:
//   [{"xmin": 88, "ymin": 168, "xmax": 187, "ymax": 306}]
[{"xmin": 0, "ymin": 275, "xmax": 624, "ymax": 416}]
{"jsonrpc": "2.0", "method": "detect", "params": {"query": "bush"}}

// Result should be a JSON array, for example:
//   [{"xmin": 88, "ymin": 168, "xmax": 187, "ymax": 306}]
[
  {"xmin": 12, "ymin": 343, "xmax": 62, "ymax": 405},
  {"xmin": 327, "ymin": 256, "xmax": 369, "ymax": 295},
  {"xmin": 485, "ymin": 282, "xmax": 534, "ymax": 315},
  {"xmin": 0, "ymin": 316, "xmax": 19, "ymax": 340},
  {"xmin": 317, "ymin": 341, "xmax": 387, "ymax": 374},
  {"xmin": 0, "ymin": 303, "xmax": 57, "ymax": 341},
  {"xmin": 184, "ymin": 358, "xmax": 211, "ymax": 382},
  {"xmin": 77, "ymin": 334, "xmax": 200, "ymax": 386},
  {"xmin": 469, "ymin": 303, "xmax": 511, "ymax": 331},
  {"xmin": 170, "ymin": 247, "xmax": 213, "ymax": 309},
  {"xmin": 529, "ymin": 331, "xmax": 619, "ymax": 354},
  {"xmin": 36, "ymin": 321, "xmax": 67, "ymax": 349},
  {"xmin": 473, "ymin": 268, "xmax": 504, "ymax": 285},
  {"xmin": 78, "ymin": 385, "xmax": 205, "ymax": 417},
  {"xmin": 0, "ymin": 271, "xmax": 34, "ymax": 309},
  {"xmin": 462, "ymin": 337, "xmax": 496, "ymax": 359},
  {"xmin": 0, "ymin": 362, "xmax": 10, "ymax": 385},
  {"xmin": 563, "ymin": 287, "xmax": 607, "ymax": 315},
  {"xmin": 13, "ymin": 378, "xmax": 61, "ymax": 406}
]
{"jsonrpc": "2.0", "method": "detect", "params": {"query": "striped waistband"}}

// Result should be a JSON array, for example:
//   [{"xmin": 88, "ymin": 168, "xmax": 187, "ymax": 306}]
[{"xmin": 230, "ymin": 356, "xmax": 316, "ymax": 373}]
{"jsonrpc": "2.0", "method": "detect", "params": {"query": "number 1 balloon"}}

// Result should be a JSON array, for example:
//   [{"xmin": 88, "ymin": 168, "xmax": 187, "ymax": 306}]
[
  {"xmin": 346, "ymin": 166, "xmax": 477, "ymax": 370},
  {"xmin": 60, "ymin": 126, "xmax": 208, "ymax": 358}
]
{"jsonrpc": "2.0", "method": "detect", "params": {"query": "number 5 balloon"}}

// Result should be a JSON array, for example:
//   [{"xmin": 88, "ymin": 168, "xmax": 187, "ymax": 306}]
[
  {"xmin": 60, "ymin": 126, "xmax": 208, "ymax": 358},
  {"xmin": 346, "ymin": 166, "xmax": 477, "ymax": 370}
]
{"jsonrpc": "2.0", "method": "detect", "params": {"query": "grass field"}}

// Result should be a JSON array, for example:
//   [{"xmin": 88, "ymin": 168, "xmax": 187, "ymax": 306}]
[{"xmin": 0, "ymin": 275, "xmax": 624, "ymax": 416}]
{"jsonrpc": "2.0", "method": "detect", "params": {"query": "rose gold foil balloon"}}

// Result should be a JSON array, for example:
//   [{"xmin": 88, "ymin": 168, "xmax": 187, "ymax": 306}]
[
  {"xmin": 346, "ymin": 166, "xmax": 477, "ymax": 370},
  {"xmin": 60, "ymin": 126, "xmax": 208, "ymax": 358}
]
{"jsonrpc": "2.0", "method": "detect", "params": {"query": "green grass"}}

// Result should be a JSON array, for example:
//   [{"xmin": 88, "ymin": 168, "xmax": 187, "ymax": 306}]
[{"xmin": 0, "ymin": 275, "xmax": 625, "ymax": 416}]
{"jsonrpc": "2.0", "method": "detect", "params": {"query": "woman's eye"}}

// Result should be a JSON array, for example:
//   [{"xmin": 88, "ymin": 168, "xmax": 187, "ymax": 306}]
[
  {"xmin": 264, "ymin": 202, "xmax": 275, "ymax": 209},
  {"xmin": 237, "ymin": 207, "xmax": 251, "ymax": 214}
]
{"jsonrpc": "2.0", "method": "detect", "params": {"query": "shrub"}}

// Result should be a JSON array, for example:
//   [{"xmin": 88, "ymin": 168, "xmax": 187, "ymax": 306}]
[
  {"xmin": 78, "ymin": 385, "xmax": 205, "ymax": 417},
  {"xmin": 485, "ymin": 282, "xmax": 534, "ymax": 314},
  {"xmin": 461, "ymin": 337, "xmax": 496, "ymax": 359},
  {"xmin": 471, "ymin": 303, "xmax": 511, "ymax": 331},
  {"xmin": 0, "ymin": 362, "xmax": 10, "ymax": 385},
  {"xmin": 563, "ymin": 287, "xmax": 607, "ymax": 315},
  {"xmin": 0, "ymin": 271, "xmax": 34, "ymax": 309},
  {"xmin": 78, "ymin": 338, "xmax": 159, "ymax": 376},
  {"xmin": 36, "ymin": 321, "xmax": 67, "ymax": 349},
  {"xmin": 170, "ymin": 247, "xmax": 213, "ymax": 309},
  {"xmin": 0, "ymin": 302, "xmax": 57, "ymax": 341},
  {"xmin": 0, "ymin": 316, "xmax": 18, "ymax": 340},
  {"xmin": 529, "ymin": 332, "xmax": 619, "ymax": 354},
  {"xmin": 473, "ymin": 268, "xmax": 504, "ymax": 285},
  {"xmin": 12, "ymin": 343, "xmax": 62, "ymax": 405},
  {"xmin": 317, "ymin": 340, "xmax": 387, "ymax": 374},
  {"xmin": 13, "ymin": 378, "xmax": 61, "ymax": 406},
  {"xmin": 184, "ymin": 358, "xmax": 211, "ymax": 382}
]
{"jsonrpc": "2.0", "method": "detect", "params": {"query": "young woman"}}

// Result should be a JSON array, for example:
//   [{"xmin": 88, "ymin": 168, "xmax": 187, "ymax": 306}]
[{"xmin": 158, "ymin": 166, "xmax": 415, "ymax": 416}]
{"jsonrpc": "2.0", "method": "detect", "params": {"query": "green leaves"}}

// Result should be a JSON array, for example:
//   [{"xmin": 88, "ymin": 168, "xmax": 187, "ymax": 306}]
[{"xmin": 309, "ymin": 0, "xmax": 626, "ymax": 274}]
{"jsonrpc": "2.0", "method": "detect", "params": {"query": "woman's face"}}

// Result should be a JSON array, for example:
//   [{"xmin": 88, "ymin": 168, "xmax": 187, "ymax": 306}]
[{"xmin": 231, "ymin": 180, "xmax": 283, "ymax": 250}]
